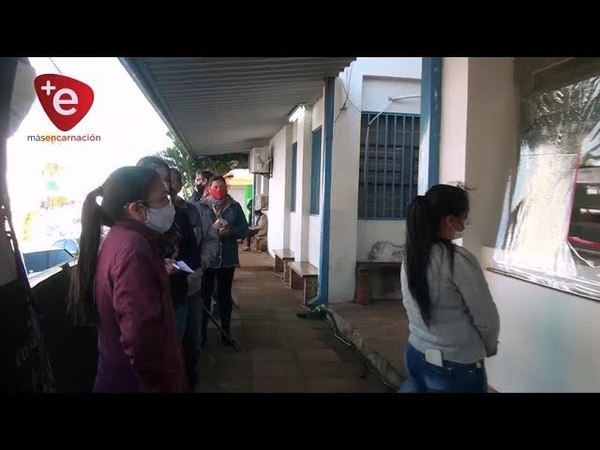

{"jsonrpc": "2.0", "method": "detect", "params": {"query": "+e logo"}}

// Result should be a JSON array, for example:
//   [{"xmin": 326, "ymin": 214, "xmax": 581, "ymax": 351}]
[{"xmin": 34, "ymin": 74, "xmax": 94, "ymax": 132}]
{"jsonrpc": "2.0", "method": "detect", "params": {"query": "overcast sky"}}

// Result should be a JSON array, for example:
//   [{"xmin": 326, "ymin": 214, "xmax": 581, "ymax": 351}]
[{"xmin": 7, "ymin": 57, "xmax": 172, "ymax": 237}]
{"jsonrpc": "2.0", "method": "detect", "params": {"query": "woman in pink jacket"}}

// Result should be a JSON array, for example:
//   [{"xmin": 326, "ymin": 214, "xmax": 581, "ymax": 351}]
[{"xmin": 69, "ymin": 166, "xmax": 186, "ymax": 393}]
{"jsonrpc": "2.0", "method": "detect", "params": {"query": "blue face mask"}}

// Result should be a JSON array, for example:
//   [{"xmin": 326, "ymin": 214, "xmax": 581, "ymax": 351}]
[{"xmin": 144, "ymin": 201, "xmax": 175, "ymax": 233}]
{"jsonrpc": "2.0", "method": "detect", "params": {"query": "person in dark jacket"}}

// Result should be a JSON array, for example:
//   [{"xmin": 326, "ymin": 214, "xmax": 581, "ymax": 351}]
[
  {"xmin": 190, "ymin": 170, "xmax": 214, "ymax": 205},
  {"xmin": 136, "ymin": 157, "xmax": 199, "ymax": 339},
  {"xmin": 170, "ymin": 167, "xmax": 219, "ymax": 391},
  {"xmin": 136, "ymin": 156, "xmax": 208, "ymax": 393},
  {"xmin": 68, "ymin": 166, "xmax": 186, "ymax": 393},
  {"xmin": 199, "ymin": 175, "xmax": 249, "ymax": 345}
]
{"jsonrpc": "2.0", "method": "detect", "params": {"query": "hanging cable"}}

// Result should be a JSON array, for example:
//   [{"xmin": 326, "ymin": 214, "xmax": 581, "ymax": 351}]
[
  {"xmin": 48, "ymin": 57, "xmax": 63, "ymax": 75},
  {"xmin": 334, "ymin": 65, "xmax": 361, "ymax": 123},
  {"xmin": 309, "ymin": 305, "xmax": 399, "ymax": 391}
]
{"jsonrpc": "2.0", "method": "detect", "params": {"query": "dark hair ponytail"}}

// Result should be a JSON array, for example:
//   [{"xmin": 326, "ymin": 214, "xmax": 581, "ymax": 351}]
[
  {"xmin": 404, "ymin": 184, "xmax": 469, "ymax": 327},
  {"xmin": 68, "ymin": 166, "xmax": 158, "ymax": 326},
  {"xmin": 405, "ymin": 195, "xmax": 436, "ymax": 326},
  {"xmin": 68, "ymin": 186, "xmax": 106, "ymax": 326}
]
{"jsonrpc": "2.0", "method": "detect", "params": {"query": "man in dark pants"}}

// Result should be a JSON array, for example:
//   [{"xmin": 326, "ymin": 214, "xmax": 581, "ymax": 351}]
[
  {"xmin": 136, "ymin": 158, "xmax": 212, "ymax": 392},
  {"xmin": 136, "ymin": 158, "xmax": 198, "ymax": 342},
  {"xmin": 189, "ymin": 169, "xmax": 220, "ymax": 320},
  {"xmin": 170, "ymin": 168, "xmax": 218, "ymax": 390},
  {"xmin": 190, "ymin": 170, "xmax": 214, "ymax": 205}
]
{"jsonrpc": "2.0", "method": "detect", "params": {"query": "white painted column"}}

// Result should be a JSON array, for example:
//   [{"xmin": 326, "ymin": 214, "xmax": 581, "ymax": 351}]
[{"xmin": 328, "ymin": 78, "xmax": 361, "ymax": 303}]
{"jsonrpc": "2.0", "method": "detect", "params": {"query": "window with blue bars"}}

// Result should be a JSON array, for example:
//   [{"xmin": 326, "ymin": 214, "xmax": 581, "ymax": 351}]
[
  {"xmin": 310, "ymin": 127, "xmax": 322, "ymax": 215},
  {"xmin": 358, "ymin": 112, "xmax": 420, "ymax": 219},
  {"xmin": 290, "ymin": 142, "xmax": 298, "ymax": 213}
]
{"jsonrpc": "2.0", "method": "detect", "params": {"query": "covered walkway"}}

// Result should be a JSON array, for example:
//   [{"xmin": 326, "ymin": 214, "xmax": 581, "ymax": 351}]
[{"xmin": 198, "ymin": 248, "xmax": 390, "ymax": 393}]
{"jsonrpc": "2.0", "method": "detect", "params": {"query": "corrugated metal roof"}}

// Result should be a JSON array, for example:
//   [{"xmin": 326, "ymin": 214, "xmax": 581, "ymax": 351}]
[{"xmin": 120, "ymin": 57, "xmax": 355, "ymax": 156}]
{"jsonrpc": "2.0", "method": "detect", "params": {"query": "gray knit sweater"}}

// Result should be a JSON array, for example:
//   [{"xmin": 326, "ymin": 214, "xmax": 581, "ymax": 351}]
[{"xmin": 401, "ymin": 243, "xmax": 500, "ymax": 364}]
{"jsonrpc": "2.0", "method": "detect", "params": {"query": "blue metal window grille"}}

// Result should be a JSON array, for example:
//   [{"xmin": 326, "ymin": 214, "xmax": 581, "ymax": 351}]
[{"xmin": 358, "ymin": 112, "xmax": 420, "ymax": 219}]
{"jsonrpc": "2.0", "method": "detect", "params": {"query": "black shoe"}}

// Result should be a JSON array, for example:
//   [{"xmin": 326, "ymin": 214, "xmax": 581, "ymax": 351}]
[{"xmin": 221, "ymin": 334, "xmax": 234, "ymax": 347}]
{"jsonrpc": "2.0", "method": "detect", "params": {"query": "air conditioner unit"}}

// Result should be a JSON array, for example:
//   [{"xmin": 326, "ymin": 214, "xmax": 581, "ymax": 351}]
[{"xmin": 249, "ymin": 146, "xmax": 272, "ymax": 175}]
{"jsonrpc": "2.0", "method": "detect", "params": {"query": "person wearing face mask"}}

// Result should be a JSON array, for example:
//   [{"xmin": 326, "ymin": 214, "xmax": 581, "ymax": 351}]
[
  {"xmin": 190, "ymin": 170, "xmax": 214, "ymax": 205},
  {"xmin": 170, "ymin": 168, "xmax": 219, "ymax": 391},
  {"xmin": 136, "ymin": 157, "xmax": 199, "ymax": 335},
  {"xmin": 68, "ymin": 166, "xmax": 186, "ymax": 393},
  {"xmin": 198, "ymin": 175, "xmax": 249, "ymax": 346},
  {"xmin": 190, "ymin": 169, "xmax": 221, "ymax": 322},
  {"xmin": 399, "ymin": 184, "xmax": 500, "ymax": 393}
]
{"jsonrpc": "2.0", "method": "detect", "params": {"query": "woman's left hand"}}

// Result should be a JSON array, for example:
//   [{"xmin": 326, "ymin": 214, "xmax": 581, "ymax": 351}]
[
  {"xmin": 164, "ymin": 258, "xmax": 179, "ymax": 276},
  {"xmin": 218, "ymin": 225, "xmax": 230, "ymax": 236}
]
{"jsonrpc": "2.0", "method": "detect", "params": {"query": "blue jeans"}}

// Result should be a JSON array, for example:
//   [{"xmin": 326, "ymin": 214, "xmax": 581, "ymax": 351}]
[
  {"xmin": 396, "ymin": 378, "xmax": 417, "ymax": 393},
  {"xmin": 404, "ymin": 343, "xmax": 487, "ymax": 393}
]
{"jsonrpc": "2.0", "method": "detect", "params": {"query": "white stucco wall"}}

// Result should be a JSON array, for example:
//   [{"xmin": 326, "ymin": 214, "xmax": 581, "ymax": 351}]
[
  {"xmin": 288, "ymin": 106, "xmax": 313, "ymax": 261},
  {"xmin": 227, "ymin": 186, "xmax": 246, "ymax": 212},
  {"xmin": 481, "ymin": 248, "xmax": 600, "ymax": 392},
  {"xmin": 463, "ymin": 58, "xmax": 519, "ymax": 253},
  {"xmin": 440, "ymin": 57, "xmax": 517, "ymax": 253},
  {"xmin": 439, "ymin": 57, "xmax": 600, "ymax": 392},
  {"xmin": 356, "ymin": 220, "xmax": 407, "ymax": 261},
  {"xmin": 291, "ymin": 120, "xmax": 298, "ymax": 143},
  {"xmin": 362, "ymin": 78, "xmax": 421, "ymax": 114},
  {"xmin": 439, "ymin": 57, "xmax": 469, "ymax": 184},
  {"xmin": 267, "ymin": 126, "xmax": 289, "ymax": 254},
  {"xmin": 289, "ymin": 212, "xmax": 301, "ymax": 257},
  {"xmin": 308, "ymin": 215, "xmax": 321, "ymax": 268},
  {"xmin": 312, "ymin": 97, "xmax": 324, "ymax": 131},
  {"xmin": 307, "ymin": 96, "xmax": 325, "ymax": 269},
  {"xmin": 328, "ymin": 58, "xmax": 423, "ymax": 303},
  {"xmin": 267, "ymin": 58, "xmax": 423, "ymax": 304}
]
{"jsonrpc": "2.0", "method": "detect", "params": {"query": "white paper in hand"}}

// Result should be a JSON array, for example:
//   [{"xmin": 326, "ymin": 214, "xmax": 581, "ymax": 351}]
[{"xmin": 172, "ymin": 261, "xmax": 195, "ymax": 274}]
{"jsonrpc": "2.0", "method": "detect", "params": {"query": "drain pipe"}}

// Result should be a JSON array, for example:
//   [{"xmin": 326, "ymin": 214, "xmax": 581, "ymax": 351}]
[
  {"xmin": 304, "ymin": 88, "xmax": 420, "ymax": 312},
  {"xmin": 306, "ymin": 77, "xmax": 336, "ymax": 311}
]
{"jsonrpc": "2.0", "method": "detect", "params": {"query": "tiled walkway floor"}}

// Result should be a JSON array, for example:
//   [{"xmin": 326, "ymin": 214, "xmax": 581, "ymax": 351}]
[{"xmin": 197, "ymin": 249, "xmax": 391, "ymax": 393}]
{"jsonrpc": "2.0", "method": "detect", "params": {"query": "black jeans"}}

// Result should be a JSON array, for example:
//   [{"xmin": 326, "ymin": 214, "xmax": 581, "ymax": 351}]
[{"xmin": 201, "ymin": 267, "xmax": 236, "ymax": 342}]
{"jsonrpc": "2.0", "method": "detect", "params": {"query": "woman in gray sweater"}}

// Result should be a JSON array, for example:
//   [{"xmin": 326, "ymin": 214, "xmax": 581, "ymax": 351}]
[{"xmin": 401, "ymin": 184, "xmax": 500, "ymax": 393}]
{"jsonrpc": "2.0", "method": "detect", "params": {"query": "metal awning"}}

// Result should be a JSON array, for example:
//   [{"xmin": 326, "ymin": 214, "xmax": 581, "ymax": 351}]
[{"xmin": 120, "ymin": 57, "xmax": 355, "ymax": 156}]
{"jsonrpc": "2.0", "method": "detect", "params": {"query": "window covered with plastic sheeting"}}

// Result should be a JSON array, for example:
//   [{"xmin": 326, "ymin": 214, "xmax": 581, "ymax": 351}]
[{"xmin": 492, "ymin": 74, "xmax": 600, "ymax": 301}]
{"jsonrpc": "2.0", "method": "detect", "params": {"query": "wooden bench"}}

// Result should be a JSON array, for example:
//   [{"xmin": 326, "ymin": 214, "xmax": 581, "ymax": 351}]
[
  {"xmin": 251, "ymin": 235, "xmax": 268, "ymax": 252},
  {"xmin": 273, "ymin": 249, "xmax": 294, "ymax": 281},
  {"xmin": 287, "ymin": 261, "xmax": 319, "ymax": 306},
  {"xmin": 354, "ymin": 261, "xmax": 402, "ymax": 305}
]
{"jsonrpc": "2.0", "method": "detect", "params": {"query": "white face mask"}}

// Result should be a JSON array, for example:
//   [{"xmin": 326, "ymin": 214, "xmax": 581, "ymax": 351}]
[
  {"xmin": 452, "ymin": 217, "xmax": 469, "ymax": 241},
  {"xmin": 144, "ymin": 201, "xmax": 175, "ymax": 233}
]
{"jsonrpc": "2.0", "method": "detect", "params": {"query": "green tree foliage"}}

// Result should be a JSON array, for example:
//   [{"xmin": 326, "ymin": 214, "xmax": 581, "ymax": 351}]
[
  {"xmin": 155, "ymin": 132, "xmax": 249, "ymax": 199},
  {"xmin": 155, "ymin": 132, "xmax": 198, "ymax": 199}
]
